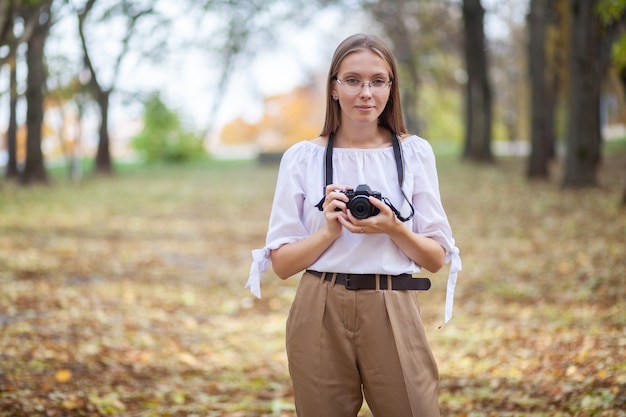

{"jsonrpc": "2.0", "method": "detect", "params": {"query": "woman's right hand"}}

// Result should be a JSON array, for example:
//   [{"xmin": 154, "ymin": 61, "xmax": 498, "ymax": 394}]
[
  {"xmin": 270, "ymin": 183, "xmax": 350, "ymax": 279},
  {"xmin": 321, "ymin": 183, "xmax": 350, "ymax": 237}
]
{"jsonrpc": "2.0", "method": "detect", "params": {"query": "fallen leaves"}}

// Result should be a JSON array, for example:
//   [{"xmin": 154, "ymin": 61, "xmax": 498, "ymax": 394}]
[{"xmin": 0, "ymin": 156, "xmax": 625, "ymax": 416}]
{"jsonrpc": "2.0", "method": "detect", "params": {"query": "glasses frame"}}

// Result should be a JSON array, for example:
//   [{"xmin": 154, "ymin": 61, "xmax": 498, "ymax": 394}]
[{"xmin": 335, "ymin": 77, "xmax": 393, "ymax": 94}]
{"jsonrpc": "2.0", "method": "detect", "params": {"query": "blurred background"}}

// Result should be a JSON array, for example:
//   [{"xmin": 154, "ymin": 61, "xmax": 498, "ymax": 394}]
[
  {"xmin": 0, "ymin": 0, "xmax": 625, "ymax": 416},
  {"xmin": 0, "ymin": 0, "xmax": 624, "ymax": 191}
]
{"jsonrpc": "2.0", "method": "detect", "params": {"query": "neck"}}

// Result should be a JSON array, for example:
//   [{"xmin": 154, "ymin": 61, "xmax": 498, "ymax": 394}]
[{"xmin": 334, "ymin": 125, "xmax": 391, "ymax": 149}]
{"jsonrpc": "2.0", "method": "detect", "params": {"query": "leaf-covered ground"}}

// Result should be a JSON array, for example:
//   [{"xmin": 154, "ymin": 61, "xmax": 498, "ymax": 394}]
[{"xmin": 0, "ymin": 154, "xmax": 624, "ymax": 416}]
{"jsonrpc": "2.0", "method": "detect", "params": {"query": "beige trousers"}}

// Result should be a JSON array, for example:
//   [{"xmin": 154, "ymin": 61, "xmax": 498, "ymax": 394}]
[{"xmin": 286, "ymin": 271, "xmax": 440, "ymax": 417}]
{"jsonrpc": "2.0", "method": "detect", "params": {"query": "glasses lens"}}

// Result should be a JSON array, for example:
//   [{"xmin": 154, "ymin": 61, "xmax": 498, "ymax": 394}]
[{"xmin": 338, "ymin": 79, "xmax": 390, "ymax": 94}]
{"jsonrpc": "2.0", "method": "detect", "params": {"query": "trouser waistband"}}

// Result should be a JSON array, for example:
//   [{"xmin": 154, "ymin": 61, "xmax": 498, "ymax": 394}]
[{"xmin": 306, "ymin": 270, "xmax": 431, "ymax": 291}]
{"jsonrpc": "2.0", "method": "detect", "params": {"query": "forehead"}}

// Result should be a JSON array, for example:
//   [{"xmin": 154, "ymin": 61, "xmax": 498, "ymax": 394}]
[{"xmin": 338, "ymin": 49, "xmax": 391, "ymax": 77}]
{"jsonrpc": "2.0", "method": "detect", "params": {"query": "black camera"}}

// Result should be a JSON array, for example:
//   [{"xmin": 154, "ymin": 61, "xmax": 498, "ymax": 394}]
[{"xmin": 341, "ymin": 184, "xmax": 383, "ymax": 219}]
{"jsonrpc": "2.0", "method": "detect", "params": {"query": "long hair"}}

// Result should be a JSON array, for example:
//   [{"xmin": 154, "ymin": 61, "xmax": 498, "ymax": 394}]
[{"xmin": 320, "ymin": 34, "xmax": 407, "ymax": 137}]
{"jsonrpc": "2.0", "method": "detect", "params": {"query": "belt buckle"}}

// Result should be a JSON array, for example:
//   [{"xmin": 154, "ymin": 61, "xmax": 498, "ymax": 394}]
[{"xmin": 344, "ymin": 275, "xmax": 359, "ymax": 290}]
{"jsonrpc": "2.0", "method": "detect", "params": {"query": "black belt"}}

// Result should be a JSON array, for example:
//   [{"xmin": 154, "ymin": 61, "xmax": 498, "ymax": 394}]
[{"xmin": 306, "ymin": 270, "xmax": 431, "ymax": 291}]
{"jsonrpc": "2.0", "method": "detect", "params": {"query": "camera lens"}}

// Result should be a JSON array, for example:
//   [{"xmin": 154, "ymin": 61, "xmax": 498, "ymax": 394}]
[{"xmin": 348, "ymin": 196, "xmax": 373, "ymax": 220}]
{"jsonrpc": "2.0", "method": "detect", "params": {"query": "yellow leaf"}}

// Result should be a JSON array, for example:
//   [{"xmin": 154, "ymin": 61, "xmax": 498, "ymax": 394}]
[{"xmin": 55, "ymin": 369, "xmax": 72, "ymax": 383}]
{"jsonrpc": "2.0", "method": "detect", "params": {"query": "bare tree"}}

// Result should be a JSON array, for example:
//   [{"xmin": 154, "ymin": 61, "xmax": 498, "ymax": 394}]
[
  {"xmin": 2, "ymin": 0, "xmax": 49, "ymax": 181},
  {"xmin": 190, "ymin": 0, "xmax": 335, "ymax": 137},
  {"xmin": 527, "ymin": 0, "xmax": 559, "ymax": 179},
  {"xmin": 0, "ymin": 0, "xmax": 17, "ymax": 181},
  {"xmin": 562, "ymin": 0, "xmax": 603, "ymax": 187},
  {"xmin": 5, "ymin": 42, "xmax": 18, "ymax": 180},
  {"xmin": 562, "ymin": 0, "xmax": 626, "ymax": 192},
  {"xmin": 596, "ymin": 0, "xmax": 626, "ymax": 204},
  {"xmin": 462, "ymin": 0, "xmax": 493, "ymax": 162},
  {"xmin": 0, "ymin": 0, "xmax": 15, "ymax": 46},
  {"xmin": 19, "ymin": 0, "xmax": 52, "ymax": 185},
  {"xmin": 71, "ymin": 0, "xmax": 163, "ymax": 175}
]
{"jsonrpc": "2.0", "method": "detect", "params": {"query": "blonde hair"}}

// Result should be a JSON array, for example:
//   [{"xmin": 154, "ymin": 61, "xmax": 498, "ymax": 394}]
[{"xmin": 320, "ymin": 34, "xmax": 407, "ymax": 136}]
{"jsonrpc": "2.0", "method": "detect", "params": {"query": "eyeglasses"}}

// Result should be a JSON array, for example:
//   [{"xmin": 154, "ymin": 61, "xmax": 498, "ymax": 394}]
[{"xmin": 335, "ymin": 77, "xmax": 392, "ymax": 94}]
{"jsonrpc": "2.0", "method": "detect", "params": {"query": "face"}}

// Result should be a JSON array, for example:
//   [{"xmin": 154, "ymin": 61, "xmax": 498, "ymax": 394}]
[{"xmin": 332, "ymin": 49, "xmax": 392, "ymax": 127}]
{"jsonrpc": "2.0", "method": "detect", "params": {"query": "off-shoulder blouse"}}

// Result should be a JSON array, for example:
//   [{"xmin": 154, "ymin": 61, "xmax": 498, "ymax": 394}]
[{"xmin": 246, "ymin": 135, "xmax": 462, "ymax": 323}]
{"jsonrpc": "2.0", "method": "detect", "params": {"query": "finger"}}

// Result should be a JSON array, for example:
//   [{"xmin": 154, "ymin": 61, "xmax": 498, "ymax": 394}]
[
  {"xmin": 324, "ymin": 186, "xmax": 349, "ymax": 209},
  {"xmin": 368, "ymin": 196, "xmax": 388, "ymax": 210},
  {"xmin": 325, "ymin": 199, "xmax": 346, "ymax": 213},
  {"xmin": 325, "ymin": 184, "xmax": 348, "ymax": 195},
  {"xmin": 339, "ymin": 216, "xmax": 365, "ymax": 234},
  {"xmin": 337, "ymin": 215, "xmax": 353, "ymax": 229}
]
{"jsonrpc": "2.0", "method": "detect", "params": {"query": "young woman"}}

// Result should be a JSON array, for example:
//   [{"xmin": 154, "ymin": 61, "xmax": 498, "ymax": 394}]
[{"xmin": 247, "ymin": 33, "xmax": 461, "ymax": 417}]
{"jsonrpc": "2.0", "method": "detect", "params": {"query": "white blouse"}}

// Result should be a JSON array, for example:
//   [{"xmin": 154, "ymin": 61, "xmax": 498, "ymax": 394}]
[{"xmin": 246, "ymin": 135, "xmax": 462, "ymax": 323}]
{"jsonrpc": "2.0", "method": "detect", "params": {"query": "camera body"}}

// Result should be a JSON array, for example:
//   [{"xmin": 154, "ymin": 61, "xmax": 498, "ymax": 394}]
[{"xmin": 341, "ymin": 184, "xmax": 383, "ymax": 219}]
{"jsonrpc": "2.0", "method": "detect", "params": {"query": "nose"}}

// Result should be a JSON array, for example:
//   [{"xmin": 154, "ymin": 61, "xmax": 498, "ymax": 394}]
[{"xmin": 359, "ymin": 83, "xmax": 373, "ymax": 96}]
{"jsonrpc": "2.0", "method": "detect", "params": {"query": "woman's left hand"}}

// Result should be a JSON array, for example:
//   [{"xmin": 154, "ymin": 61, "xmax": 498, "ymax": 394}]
[{"xmin": 338, "ymin": 196, "xmax": 399, "ymax": 235}]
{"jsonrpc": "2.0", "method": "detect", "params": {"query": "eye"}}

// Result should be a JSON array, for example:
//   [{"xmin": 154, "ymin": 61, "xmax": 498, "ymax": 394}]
[
  {"xmin": 371, "ymin": 79, "xmax": 387, "ymax": 87},
  {"xmin": 345, "ymin": 78, "xmax": 361, "ymax": 86}
]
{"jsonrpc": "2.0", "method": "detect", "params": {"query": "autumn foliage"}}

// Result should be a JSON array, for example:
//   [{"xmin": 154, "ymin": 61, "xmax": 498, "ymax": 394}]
[{"xmin": 219, "ymin": 84, "xmax": 325, "ymax": 151}]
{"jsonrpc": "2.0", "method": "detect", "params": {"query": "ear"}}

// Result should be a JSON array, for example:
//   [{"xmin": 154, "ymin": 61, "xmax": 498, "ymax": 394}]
[{"xmin": 331, "ymin": 84, "xmax": 338, "ymax": 101}]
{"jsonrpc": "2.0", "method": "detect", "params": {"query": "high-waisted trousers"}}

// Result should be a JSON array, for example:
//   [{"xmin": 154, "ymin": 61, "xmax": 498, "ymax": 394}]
[{"xmin": 286, "ymin": 271, "xmax": 440, "ymax": 417}]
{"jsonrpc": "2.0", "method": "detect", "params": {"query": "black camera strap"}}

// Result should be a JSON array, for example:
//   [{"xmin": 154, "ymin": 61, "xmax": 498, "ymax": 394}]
[{"xmin": 314, "ymin": 132, "xmax": 415, "ymax": 222}]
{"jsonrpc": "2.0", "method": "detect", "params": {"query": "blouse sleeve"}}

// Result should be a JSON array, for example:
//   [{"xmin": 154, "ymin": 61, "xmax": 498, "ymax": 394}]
[
  {"xmin": 409, "ymin": 139, "xmax": 462, "ymax": 323},
  {"xmin": 245, "ymin": 143, "xmax": 311, "ymax": 298}
]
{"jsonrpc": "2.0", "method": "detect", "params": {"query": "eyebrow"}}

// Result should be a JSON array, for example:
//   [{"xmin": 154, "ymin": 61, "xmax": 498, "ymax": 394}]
[{"xmin": 339, "ymin": 71, "xmax": 390, "ymax": 79}]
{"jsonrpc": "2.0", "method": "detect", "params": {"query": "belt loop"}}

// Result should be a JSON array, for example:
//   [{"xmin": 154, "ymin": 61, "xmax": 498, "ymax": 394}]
[
  {"xmin": 329, "ymin": 273, "xmax": 338, "ymax": 287},
  {"xmin": 319, "ymin": 272, "xmax": 327, "ymax": 284},
  {"xmin": 375, "ymin": 274, "xmax": 381, "ymax": 292},
  {"xmin": 387, "ymin": 275, "xmax": 393, "ymax": 290}
]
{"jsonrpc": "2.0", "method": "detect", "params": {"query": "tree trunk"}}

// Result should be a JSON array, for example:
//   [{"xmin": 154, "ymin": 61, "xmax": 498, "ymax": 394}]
[
  {"xmin": 562, "ymin": 0, "xmax": 602, "ymax": 188},
  {"xmin": 462, "ymin": 0, "xmax": 493, "ymax": 162},
  {"xmin": 400, "ymin": 62, "xmax": 420, "ymax": 134},
  {"xmin": 94, "ymin": 89, "xmax": 112, "ymax": 175},
  {"xmin": 3, "ymin": 5, "xmax": 18, "ymax": 180},
  {"xmin": 5, "ymin": 54, "xmax": 18, "ymax": 179},
  {"xmin": 0, "ymin": 0, "xmax": 14, "ymax": 47},
  {"xmin": 527, "ymin": 0, "xmax": 556, "ymax": 179},
  {"xmin": 20, "ymin": 2, "xmax": 51, "ymax": 185},
  {"xmin": 77, "ymin": 0, "xmax": 114, "ymax": 175}
]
